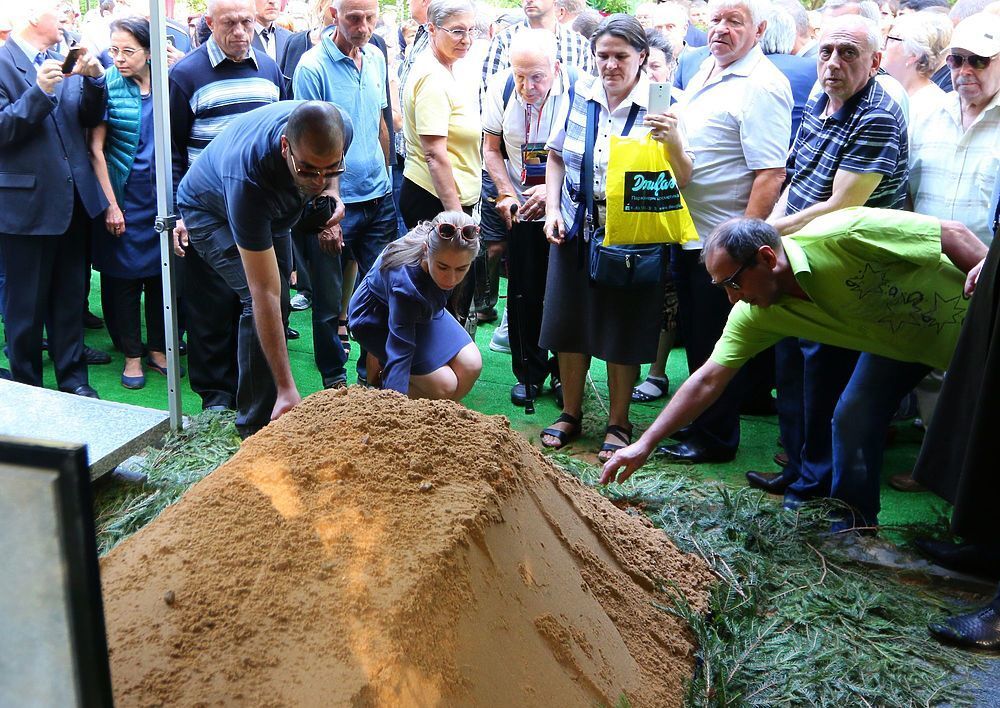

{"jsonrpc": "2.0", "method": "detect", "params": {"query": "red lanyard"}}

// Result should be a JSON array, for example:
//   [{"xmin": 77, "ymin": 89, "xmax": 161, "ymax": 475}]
[{"xmin": 524, "ymin": 95, "xmax": 549, "ymax": 144}]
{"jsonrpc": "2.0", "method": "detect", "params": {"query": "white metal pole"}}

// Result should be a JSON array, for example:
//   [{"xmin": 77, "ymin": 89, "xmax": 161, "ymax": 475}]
[{"xmin": 148, "ymin": 0, "xmax": 183, "ymax": 430}]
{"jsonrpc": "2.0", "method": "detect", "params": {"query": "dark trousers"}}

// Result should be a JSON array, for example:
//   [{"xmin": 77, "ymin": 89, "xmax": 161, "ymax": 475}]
[
  {"xmin": 507, "ymin": 220, "xmax": 552, "ymax": 387},
  {"xmin": 831, "ymin": 354, "xmax": 930, "ymax": 527},
  {"xmin": 399, "ymin": 177, "xmax": 477, "ymax": 323},
  {"xmin": 290, "ymin": 228, "xmax": 313, "ymax": 298},
  {"xmin": 100, "ymin": 273, "xmax": 165, "ymax": 359},
  {"xmin": 391, "ymin": 157, "xmax": 408, "ymax": 239},
  {"xmin": 781, "ymin": 340, "xmax": 860, "ymax": 500},
  {"xmin": 189, "ymin": 225, "xmax": 291, "ymax": 435},
  {"xmin": 0, "ymin": 247, "xmax": 6, "ymax": 321},
  {"xmin": 181, "ymin": 245, "xmax": 240, "ymax": 409},
  {"xmin": 307, "ymin": 195, "xmax": 395, "ymax": 385},
  {"xmin": 0, "ymin": 197, "xmax": 89, "ymax": 390},
  {"xmin": 672, "ymin": 246, "xmax": 750, "ymax": 450}
]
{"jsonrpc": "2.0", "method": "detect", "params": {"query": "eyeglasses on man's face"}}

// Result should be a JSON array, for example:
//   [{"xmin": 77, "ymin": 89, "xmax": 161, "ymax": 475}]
[
  {"xmin": 288, "ymin": 147, "xmax": 346, "ymax": 180},
  {"xmin": 711, "ymin": 259, "xmax": 754, "ymax": 291},
  {"xmin": 946, "ymin": 52, "xmax": 996, "ymax": 71}
]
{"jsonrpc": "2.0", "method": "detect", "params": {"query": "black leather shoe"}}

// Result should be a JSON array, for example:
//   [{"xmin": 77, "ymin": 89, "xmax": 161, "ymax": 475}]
[
  {"xmin": 285, "ymin": 326, "xmax": 300, "ymax": 340},
  {"xmin": 511, "ymin": 383, "xmax": 540, "ymax": 406},
  {"xmin": 84, "ymin": 345, "xmax": 111, "ymax": 365},
  {"xmin": 929, "ymin": 603, "xmax": 1000, "ymax": 650},
  {"xmin": 913, "ymin": 539, "xmax": 1000, "ymax": 579},
  {"xmin": 65, "ymin": 384, "xmax": 100, "ymax": 399},
  {"xmin": 746, "ymin": 469, "xmax": 794, "ymax": 494},
  {"xmin": 656, "ymin": 441, "xmax": 736, "ymax": 464},
  {"xmin": 84, "ymin": 310, "xmax": 105, "ymax": 329},
  {"xmin": 669, "ymin": 425, "xmax": 696, "ymax": 442}
]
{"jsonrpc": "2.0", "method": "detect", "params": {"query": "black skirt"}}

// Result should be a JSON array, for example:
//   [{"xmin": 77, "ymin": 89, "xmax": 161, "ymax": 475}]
[{"xmin": 913, "ymin": 230, "xmax": 1000, "ymax": 543}]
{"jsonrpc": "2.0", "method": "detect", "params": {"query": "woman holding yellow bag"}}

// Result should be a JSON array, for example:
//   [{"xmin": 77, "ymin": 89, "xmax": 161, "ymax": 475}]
[{"xmin": 540, "ymin": 14, "xmax": 694, "ymax": 462}]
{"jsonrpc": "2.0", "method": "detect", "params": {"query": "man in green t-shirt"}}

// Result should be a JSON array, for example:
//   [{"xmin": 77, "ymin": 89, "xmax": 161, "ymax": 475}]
[{"xmin": 602, "ymin": 207, "xmax": 987, "ymax": 532}]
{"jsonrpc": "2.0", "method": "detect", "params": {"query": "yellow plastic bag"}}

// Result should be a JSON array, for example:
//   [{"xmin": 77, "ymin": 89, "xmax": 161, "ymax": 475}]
[{"xmin": 604, "ymin": 134, "xmax": 698, "ymax": 246}]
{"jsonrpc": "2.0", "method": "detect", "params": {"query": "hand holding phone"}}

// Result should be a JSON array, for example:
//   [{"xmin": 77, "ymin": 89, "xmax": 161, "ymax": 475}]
[
  {"xmin": 61, "ymin": 46, "xmax": 84, "ymax": 74},
  {"xmin": 648, "ymin": 81, "xmax": 671, "ymax": 115}
]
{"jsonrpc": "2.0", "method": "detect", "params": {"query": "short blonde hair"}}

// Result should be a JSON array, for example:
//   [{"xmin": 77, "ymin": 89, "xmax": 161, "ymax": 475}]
[{"xmin": 892, "ymin": 10, "xmax": 951, "ymax": 77}]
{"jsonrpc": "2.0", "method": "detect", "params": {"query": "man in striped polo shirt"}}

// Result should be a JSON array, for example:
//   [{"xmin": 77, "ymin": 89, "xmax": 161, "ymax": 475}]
[
  {"xmin": 168, "ymin": 0, "xmax": 287, "ymax": 413},
  {"xmin": 744, "ymin": 15, "xmax": 908, "ymax": 526}
]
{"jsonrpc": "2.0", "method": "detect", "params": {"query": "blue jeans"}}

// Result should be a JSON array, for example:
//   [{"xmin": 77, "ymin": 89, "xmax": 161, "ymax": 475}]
[
  {"xmin": 831, "ymin": 353, "xmax": 930, "ymax": 528},
  {"xmin": 391, "ymin": 159, "xmax": 408, "ymax": 239},
  {"xmin": 782, "ymin": 340, "xmax": 860, "ymax": 500},
  {"xmin": 0, "ymin": 247, "xmax": 6, "ymax": 321},
  {"xmin": 189, "ymin": 224, "xmax": 291, "ymax": 435},
  {"xmin": 309, "ymin": 195, "xmax": 396, "ymax": 384}
]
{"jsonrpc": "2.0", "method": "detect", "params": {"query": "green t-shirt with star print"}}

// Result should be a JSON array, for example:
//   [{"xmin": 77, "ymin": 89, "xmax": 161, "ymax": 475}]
[{"xmin": 710, "ymin": 207, "xmax": 968, "ymax": 371}]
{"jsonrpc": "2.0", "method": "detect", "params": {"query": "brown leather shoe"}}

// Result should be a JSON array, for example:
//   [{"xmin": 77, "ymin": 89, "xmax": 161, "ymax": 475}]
[{"xmin": 889, "ymin": 473, "xmax": 926, "ymax": 492}]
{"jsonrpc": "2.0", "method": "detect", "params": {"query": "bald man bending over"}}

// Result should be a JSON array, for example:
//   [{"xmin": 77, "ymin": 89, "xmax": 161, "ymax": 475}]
[{"xmin": 176, "ymin": 101, "xmax": 353, "ymax": 437}]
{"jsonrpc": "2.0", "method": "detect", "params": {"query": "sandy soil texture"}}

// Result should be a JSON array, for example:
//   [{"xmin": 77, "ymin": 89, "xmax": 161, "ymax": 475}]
[{"xmin": 101, "ymin": 388, "xmax": 713, "ymax": 707}]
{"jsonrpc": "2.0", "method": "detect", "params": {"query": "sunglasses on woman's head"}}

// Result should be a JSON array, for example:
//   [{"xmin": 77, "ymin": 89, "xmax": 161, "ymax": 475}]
[
  {"xmin": 437, "ymin": 223, "xmax": 479, "ymax": 241},
  {"xmin": 946, "ymin": 53, "xmax": 995, "ymax": 70}
]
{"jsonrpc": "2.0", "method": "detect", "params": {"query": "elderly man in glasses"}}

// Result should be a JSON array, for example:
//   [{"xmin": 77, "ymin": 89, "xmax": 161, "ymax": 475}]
[
  {"xmin": 741, "ymin": 15, "xmax": 908, "ymax": 513},
  {"xmin": 908, "ymin": 13, "xmax": 1000, "ymax": 249},
  {"xmin": 602, "ymin": 206, "xmax": 987, "ymax": 536},
  {"xmin": 176, "ymin": 100, "xmax": 353, "ymax": 438}
]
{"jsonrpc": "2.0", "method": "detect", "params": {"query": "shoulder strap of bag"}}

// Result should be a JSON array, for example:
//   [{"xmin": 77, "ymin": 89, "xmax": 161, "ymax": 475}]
[
  {"xmin": 502, "ymin": 73, "xmax": 516, "ymax": 110},
  {"xmin": 622, "ymin": 102, "xmax": 641, "ymax": 136}
]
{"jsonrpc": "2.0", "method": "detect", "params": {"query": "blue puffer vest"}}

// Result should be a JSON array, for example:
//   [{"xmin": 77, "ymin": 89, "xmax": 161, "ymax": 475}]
[{"xmin": 104, "ymin": 67, "xmax": 142, "ymax": 205}]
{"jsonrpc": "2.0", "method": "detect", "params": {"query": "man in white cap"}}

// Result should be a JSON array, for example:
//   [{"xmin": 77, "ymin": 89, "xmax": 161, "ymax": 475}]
[{"xmin": 908, "ymin": 12, "xmax": 1000, "ymax": 248}]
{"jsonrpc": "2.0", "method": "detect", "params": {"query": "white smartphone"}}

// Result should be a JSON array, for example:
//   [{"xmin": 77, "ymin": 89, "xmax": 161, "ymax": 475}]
[{"xmin": 648, "ymin": 81, "xmax": 671, "ymax": 114}]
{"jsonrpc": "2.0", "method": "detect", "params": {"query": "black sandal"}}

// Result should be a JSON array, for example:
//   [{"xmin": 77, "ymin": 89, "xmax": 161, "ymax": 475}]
[
  {"xmin": 598, "ymin": 424, "xmax": 633, "ymax": 462},
  {"xmin": 540, "ymin": 412, "xmax": 582, "ymax": 449},
  {"xmin": 338, "ymin": 319, "xmax": 351, "ymax": 356}
]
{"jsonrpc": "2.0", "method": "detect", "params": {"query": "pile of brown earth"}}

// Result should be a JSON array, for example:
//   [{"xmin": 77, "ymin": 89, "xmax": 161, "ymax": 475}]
[{"xmin": 101, "ymin": 388, "xmax": 713, "ymax": 707}]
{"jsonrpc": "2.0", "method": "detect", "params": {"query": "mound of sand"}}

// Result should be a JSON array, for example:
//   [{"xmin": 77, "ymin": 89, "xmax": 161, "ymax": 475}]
[{"xmin": 102, "ymin": 389, "xmax": 713, "ymax": 707}]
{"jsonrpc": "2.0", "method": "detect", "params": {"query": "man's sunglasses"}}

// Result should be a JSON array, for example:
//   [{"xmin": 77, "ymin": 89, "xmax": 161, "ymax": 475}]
[
  {"xmin": 437, "ymin": 223, "xmax": 479, "ymax": 241},
  {"xmin": 711, "ymin": 259, "xmax": 754, "ymax": 290},
  {"xmin": 288, "ymin": 147, "xmax": 346, "ymax": 179},
  {"xmin": 946, "ymin": 53, "xmax": 995, "ymax": 70}
]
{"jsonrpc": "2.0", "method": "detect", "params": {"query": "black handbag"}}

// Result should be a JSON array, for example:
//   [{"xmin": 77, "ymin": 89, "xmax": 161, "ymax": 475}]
[
  {"xmin": 589, "ymin": 227, "xmax": 666, "ymax": 288},
  {"xmin": 572, "ymin": 100, "xmax": 666, "ymax": 289}
]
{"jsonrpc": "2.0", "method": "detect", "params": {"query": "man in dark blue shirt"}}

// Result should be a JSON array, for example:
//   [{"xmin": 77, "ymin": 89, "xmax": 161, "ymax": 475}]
[{"xmin": 177, "ymin": 100, "xmax": 353, "ymax": 436}]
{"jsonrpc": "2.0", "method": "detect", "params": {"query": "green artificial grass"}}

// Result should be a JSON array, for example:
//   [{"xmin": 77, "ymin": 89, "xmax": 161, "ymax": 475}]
[{"xmin": 1, "ymin": 272, "xmax": 952, "ymax": 529}]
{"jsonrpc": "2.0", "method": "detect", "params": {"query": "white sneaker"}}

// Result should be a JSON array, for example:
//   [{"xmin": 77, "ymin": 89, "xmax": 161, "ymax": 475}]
[
  {"xmin": 290, "ymin": 292, "xmax": 312, "ymax": 310},
  {"xmin": 489, "ymin": 310, "xmax": 511, "ymax": 354}
]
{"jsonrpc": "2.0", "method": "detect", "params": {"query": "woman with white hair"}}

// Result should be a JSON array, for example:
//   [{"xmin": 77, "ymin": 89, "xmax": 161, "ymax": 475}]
[
  {"xmin": 400, "ymin": 0, "xmax": 481, "ymax": 227},
  {"xmin": 881, "ymin": 10, "xmax": 950, "ymax": 120},
  {"xmin": 400, "ymin": 0, "xmax": 482, "ymax": 327}
]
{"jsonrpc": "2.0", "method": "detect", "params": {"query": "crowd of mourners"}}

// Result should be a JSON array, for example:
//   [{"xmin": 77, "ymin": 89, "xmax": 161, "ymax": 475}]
[{"xmin": 2, "ymin": 0, "xmax": 1000, "ymax": 650}]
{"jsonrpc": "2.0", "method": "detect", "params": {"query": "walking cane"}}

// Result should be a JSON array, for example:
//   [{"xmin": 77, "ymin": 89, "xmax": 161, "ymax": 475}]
[{"xmin": 509, "ymin": 204, "xmax": 535, "ymax": 414}]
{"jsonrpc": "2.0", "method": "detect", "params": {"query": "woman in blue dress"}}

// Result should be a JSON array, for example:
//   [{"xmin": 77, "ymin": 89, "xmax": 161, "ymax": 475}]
[
  {"xmin": 349, "ymin": 211, "xmax": 483, "ymax": 400},
  {"xmin": 88, "ymin": 17, "xmax": 167, "ymax": 390}
]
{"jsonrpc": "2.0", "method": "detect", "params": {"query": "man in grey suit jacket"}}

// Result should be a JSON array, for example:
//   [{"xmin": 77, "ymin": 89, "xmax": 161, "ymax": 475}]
[{"xmin": 0, "ymin": 1, "xmax": 107, "ymax": 397}]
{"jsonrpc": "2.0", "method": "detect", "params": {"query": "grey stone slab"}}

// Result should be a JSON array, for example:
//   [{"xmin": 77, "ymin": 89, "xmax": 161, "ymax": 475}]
[
  {"xmin": 823, "ymin": 534, "xmax": 999, "ymax": 595},
  {"xmin": 0, "ymin": 380, "xmax": 170, "ymax": 479}
]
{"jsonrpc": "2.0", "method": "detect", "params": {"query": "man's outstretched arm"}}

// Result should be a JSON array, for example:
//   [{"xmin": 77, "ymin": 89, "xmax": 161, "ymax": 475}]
[
  {"xmin": 239, "ymin": 246, "xmax": 302, "ymax": 420},
  {"xmin": 600, "ymin": 361, "xmax": 741, "ymax": 485}
]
